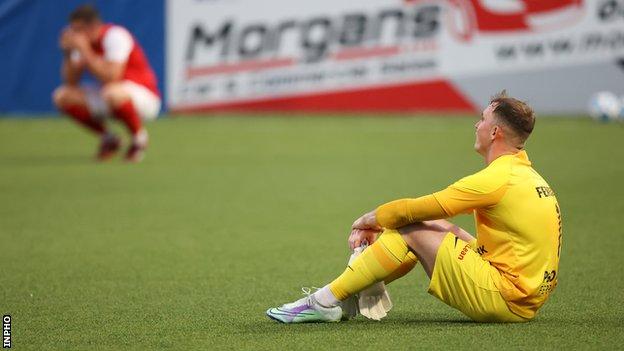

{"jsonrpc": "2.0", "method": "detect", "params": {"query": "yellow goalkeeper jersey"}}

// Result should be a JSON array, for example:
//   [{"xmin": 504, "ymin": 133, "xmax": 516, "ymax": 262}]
[{"xmin": 377, "ymin": 150, "xmax": 561, "ymax": 318}]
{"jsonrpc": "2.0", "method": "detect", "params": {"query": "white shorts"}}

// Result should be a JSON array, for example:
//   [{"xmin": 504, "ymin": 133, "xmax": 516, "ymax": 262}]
[{"xmin": 85, "ymin": 80, "xmax": 161, "ymax": 121}]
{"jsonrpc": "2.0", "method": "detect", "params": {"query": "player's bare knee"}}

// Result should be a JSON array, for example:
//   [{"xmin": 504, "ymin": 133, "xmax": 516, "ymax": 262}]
[
  {"xmin": 101, "ymin": 83, "xmax": 130, "ymax": 108},
  {"xmin": 397, "ymin": 223, "xmax": 425, "ymax": 247},
  {"xmin": 52, "ymin": 86, "xmax": 70, "ymax": 108},
  {"xmin": 53, "ymin": 85, "xmax": 87, "ymax": 109}
]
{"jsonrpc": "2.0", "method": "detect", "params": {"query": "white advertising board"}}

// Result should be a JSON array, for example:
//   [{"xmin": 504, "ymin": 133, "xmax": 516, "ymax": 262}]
[{"xmin": 167, "ymin": 0, "xmax": 624, "ymax": 113}]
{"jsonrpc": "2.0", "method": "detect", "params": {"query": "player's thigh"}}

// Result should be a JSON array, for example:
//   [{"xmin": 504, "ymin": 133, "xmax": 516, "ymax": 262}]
[
  {"xmin": 81, "ymin": 85, "xmax": 109, "ymax": 118},
  {"xmin": 53, "ymin": 85, "xmax": 107, "ymax": 119},
  {"xmin": 121, "ymin": 81, "xmax": 161, "ymax": 121},
  {"xmin": 52, "ymin": 85, "xmax": 88, "ymax": 107},
  {"xmin": 428, "ymin": 234, "xmax": 528, "ymax": 323},
  {"xmin": 398, "ymin": 222, "xmax": 449, "ymax": 278},
  {"xmin": 423, "ymin": 219, "xmax": 475, "ymax": 244}
]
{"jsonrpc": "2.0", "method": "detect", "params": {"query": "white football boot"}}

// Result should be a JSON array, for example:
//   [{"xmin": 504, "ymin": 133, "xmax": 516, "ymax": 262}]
[{"xmin": 266, "ymin": 287, "xmax": 343, "ymax": 323}]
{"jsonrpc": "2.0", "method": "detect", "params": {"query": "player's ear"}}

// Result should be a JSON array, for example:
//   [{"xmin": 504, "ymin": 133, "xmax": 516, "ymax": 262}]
[
  {"xmin": 492, "ymin": 124, "xmax": 507, "ymax": 141},
  {"xmin": 490, "ymin": 125, "xmax": 499, "ymax": 140}
]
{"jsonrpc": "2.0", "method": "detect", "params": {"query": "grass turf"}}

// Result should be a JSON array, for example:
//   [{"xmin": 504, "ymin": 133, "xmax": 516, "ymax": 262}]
[{"xmin": 0, "ymin": 115, "xmax": 623, "ymax": 350}]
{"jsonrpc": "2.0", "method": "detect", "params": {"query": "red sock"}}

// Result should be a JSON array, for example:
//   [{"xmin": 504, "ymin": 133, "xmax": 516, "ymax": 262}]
[
  {"xmin": 112, "ymin": 100, "xmax": 142, "ymax": 135},
  {"xmin": 62, "ymin": 104, "xmax": 105, "ymax": 134}
]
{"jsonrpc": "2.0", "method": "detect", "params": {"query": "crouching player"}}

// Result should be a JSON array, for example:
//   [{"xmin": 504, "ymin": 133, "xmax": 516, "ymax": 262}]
[
  {"xmin": 267, "ymin": 92, "xmax": 562, "ymax": 323},
  {"xmin": 52, "ymin": 4, "xmax": 161, "ymax": 162}
]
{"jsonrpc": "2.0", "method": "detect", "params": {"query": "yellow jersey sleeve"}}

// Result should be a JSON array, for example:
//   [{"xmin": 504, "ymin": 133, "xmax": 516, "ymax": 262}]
[
  {"xmin": 376, "ymin": 195, "xmax": 447, "ymax": 229},
  {"xmin": 432, "ymin": 167, "xmax": 509, "ymax": 216},
  {"xmin": 376, "ymin": 159, "xmax": 511, "ymax": 228}
]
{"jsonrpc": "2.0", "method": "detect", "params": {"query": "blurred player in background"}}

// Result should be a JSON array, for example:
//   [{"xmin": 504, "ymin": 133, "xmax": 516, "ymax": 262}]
[
  {"xmin": 52, "ymin": 4, "xmax": 160, "ymax": 162},
  {"xmin": 267, "ymin": 91, "xmax": 562, "ymax": 323}
]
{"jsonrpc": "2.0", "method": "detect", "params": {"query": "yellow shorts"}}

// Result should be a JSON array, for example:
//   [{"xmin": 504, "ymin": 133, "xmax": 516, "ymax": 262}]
[{"xmin": 428, "ymin": 233, "xmax": 529, "ymax": 323}]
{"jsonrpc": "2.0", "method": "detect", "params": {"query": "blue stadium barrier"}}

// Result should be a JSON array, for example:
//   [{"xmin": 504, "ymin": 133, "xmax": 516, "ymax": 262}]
[{"xmin": 0, "ymin": 0, "xmax": 165, "ymax": 114}]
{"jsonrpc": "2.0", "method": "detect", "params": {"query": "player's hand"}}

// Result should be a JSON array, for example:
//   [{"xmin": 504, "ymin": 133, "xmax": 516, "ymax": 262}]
[
  {"xmin": 348, "ymin": 228, "xmax": 378, "ymax": 250},
  {"xmin": 66, "ymin": 31, "xmax": 90, "ymax": 52},
  {"xmin": 59, "ymin": 28, "xmax": 73, "ymax": 50},
  {"xmin": 352, "ymin": 210, "xmax": 381, "ymax": 231}
]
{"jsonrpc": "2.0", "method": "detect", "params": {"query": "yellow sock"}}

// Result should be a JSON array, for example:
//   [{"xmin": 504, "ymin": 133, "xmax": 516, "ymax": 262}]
[
  {"xmin": 384, "ymin": 251, "xmax": 418, "ymax": 285},
  {"xmin": 329, "ymin": 230, "xmax": 410, "ymax": 300}
]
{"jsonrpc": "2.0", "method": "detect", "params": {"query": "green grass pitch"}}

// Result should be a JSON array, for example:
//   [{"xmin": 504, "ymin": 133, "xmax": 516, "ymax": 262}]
[{"xmin": 0, "ymin": 115, "xmax": 623, "ymax": 350}]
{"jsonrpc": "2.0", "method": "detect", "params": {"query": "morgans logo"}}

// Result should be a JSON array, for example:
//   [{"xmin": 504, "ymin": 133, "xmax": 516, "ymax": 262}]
[
  {"xmin": 184, "ymin": 3, "xmax": 441, "ymax": 78},
  {"xmin": 445, "ymin": 0, "xmax": 584, "ymax": 41}
]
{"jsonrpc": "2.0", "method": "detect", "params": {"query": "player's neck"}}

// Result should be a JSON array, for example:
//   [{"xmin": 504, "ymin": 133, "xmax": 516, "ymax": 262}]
[{"xmin": 485, "ymin": 142, "xmax": 521, "ymax": 165}]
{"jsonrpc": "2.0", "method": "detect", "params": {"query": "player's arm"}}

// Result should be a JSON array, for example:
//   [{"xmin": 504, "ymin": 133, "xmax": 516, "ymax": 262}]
[
  {"xmin": 61, "ymin": 52, "xmax": 84, "ymax": 86},
  {"xmin": 59, "ymin": 29, "xmax": 83, "ymax": 85},
  {"xmin": 354, "ymin": 168, "xmax": 510, "ymax": 231},
  {"xmin": 74, "ymin": 40, "xmax": 125, "ymax": 83},
  {"xmin": 79, "ymin": 47, "xmax": 124, "ymax": 83},
  {"xmin": 375, "ymin": 194, "xmax": 449, "ymax": 229},
  {"xmin": 348, "ymin": 195, "xmax": 446, "ymax": 248},
  {"xmin": 69, "ymin": 28, "xmax": 130, "ymax": 83},
  {"xmin": 351, "ymin": 194, "xmax": 447, "ymax": 235}
]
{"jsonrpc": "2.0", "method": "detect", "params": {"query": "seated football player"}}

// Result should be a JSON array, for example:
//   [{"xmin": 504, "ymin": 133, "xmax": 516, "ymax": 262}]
[
  {"xmin": 52, "ymin": 4, "xmax": 161, "ymax": 162},
  {"xmin": 267, "ymin": 91, "xmax": 562, "ymax": 323}
]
